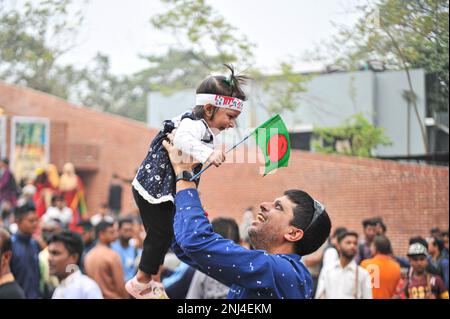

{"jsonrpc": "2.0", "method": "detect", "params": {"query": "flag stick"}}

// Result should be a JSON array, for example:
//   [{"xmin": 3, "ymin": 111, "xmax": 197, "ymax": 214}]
[{"xmin": 189, "ymin": 130, "xmax": 255, "ymax": 182}]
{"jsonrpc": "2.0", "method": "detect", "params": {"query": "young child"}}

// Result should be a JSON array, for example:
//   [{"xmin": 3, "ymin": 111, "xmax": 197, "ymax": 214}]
[{"xmin": 126, "ymin": 65, "xmax": 249, "ymax": 299}]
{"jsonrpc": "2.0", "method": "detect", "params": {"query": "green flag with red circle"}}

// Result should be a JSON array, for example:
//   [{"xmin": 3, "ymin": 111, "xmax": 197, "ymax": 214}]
[{"xmin": 252, "ymin": 114, "xmax": 291, "ymax": 176}]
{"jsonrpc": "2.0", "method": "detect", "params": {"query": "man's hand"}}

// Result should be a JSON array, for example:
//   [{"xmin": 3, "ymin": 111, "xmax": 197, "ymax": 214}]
[
  {"xmin": 162, "ymin": 130, "xmax": 199, "ymax": 175},
  {"xmin": 206, "ymin": 150, "xmax": 226, "ymax": 167}
]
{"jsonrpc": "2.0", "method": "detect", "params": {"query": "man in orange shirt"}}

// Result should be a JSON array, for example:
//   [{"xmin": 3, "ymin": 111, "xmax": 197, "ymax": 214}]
[{"xmin": 361, "ymin": 235, "xmax": 400, "ymax": 299}]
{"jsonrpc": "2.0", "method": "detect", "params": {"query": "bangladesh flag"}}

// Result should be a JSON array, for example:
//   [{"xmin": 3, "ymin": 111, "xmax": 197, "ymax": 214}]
[{"xmin": 252, "ymin": 114, "xmax": 291, "ymax": 176}]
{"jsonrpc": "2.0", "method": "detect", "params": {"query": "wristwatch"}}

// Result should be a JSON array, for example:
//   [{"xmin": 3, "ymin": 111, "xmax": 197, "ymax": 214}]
[{"xmin": 176, "ymin": 171, "xmax": 195, "ymax": 183}]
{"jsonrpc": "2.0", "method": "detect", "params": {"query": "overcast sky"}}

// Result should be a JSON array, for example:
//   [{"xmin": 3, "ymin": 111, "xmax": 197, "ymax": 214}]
[{"xmin": 57, "ymin": 0, "xmax": 364, "ymax": 75}]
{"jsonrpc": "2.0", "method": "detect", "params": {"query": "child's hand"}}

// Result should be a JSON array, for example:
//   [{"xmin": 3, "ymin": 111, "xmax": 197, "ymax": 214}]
[{"xmin": 207, "ymin": 150, "xmax": 226, "ymax": 167}]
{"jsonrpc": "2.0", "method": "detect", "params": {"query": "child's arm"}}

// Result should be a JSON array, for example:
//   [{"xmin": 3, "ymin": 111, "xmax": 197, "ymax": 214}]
[{"xmin": 173, "ymin": 118, "xmax": 216, "ymax": 164}]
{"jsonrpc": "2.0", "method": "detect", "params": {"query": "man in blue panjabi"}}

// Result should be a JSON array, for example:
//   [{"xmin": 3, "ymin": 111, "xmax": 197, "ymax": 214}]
[{"xmin": 162, "ymin": 135, "xmax": 332, "ymax": 299}]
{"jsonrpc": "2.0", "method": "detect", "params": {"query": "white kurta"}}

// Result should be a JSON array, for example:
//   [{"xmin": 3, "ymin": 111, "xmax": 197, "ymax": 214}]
[{"xmin": 315, "ymin": 260, "xmax": 373, "ymax": 299}]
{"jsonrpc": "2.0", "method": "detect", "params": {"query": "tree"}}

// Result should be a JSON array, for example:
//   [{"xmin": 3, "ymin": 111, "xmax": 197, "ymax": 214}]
[
  {"xmin": 139, "ymin": 0, "xmax": 255, "ymax": 94},
  {"xmin": 312, "ymin": 113, "xmax": 392, "ymax": 157},
  {"xmin": 251, "ymin": 62, "xmax": 310, "ymax": 117},
  {"xmin": 70, "ymin": 54, "xmax": 147, "ymax": 120},
  {"xmin": 0, "ymin": 0, "xmax": 83, "ymax": 98},
  {"xmin": 140, "ymin": 0, "xmax": 311, "ymax": 123},
  {"xmin": 310, "ymin": 0, "xmax": 449, "ymax": 154}
]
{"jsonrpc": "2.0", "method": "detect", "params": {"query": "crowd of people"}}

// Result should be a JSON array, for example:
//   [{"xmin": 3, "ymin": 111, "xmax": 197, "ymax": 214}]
[{"xmin": 0, "ymin": 157, "xmax": 449, "ymax": 299}]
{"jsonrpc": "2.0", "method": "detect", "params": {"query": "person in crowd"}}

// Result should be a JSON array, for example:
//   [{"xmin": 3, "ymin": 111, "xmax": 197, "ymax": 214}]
[
  {"xmin": 361, "ymin": 235, "xmax": 401, "ymax": 299},
  {"xmin": 46, "ymin": 164, "xmax": 60, "ymax": 190},
  {"xmin": 84, "ymin": 221, "xmax": 128, "ymax": 299},
  {"xmin": 33, "ymin": 168, "xmax": 54, "ymax": 219},
  {"xmin": 42, "ymin": 194, "xmax": 73, "ymax": 229},
  {"xmin": 187, "ymin": 217, "xmax": 244, "ymax": 299},
  {"xmin": 427, "ymin": 236, "xmax": 449, "ymax": 290},
  {"xmin": 430, "ymin": 227, "xmax": 442, "ymax": 240},
  {"xmin": 48, "ymin": 230, "xmax": 103, "ymax": 299},
  {"xmin": 0, "ymin": 158, "xmax": 18, "ymax": 208},
  {"xmin": 90, "ymin": 203, "xmax": 114, "ymax": 227},
  {"xmin": 372, "ymin": 217, "xmax": 387, "ymax": 236},
  {"xmin": 394, "ymin": 242, "xmax": 448, "ymax": 299},
  {"xmin": 38, "ymin": 218, "xmax": 62, "ymax": 298},
  {"xmin": 322, "ymin": 227, "xmax": 348, "ymax": 269},
  {"xmin": 0, "ymin": 228, "xmax": 25, "ymax": 299},
  {"xmin": 315, "ymin": 230, "xmax": 372, "ymax": 299},
  {"xmin": 108, "ymin": 174, "xmax": 123, "ymax": 218},
  {"xmin": 442, "ymin": 230, "xmax": 449, "ymax": 259},
  {"xmin": 111, "ymin": 217, "xmax": 141, "ymax": 282},
  {"xmin": 356, "ymin": 218, "xmax": 377, "ymax": 264},
  {"xmin": 59, "ymin": 163, "xmax": 87, "ymax": 231},
  {"xmin": 10, "ymin": 202, "xmax": 41, "ymax": 299}
]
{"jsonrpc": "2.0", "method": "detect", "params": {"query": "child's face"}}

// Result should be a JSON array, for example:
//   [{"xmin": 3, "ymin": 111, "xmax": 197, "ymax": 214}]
[{"xmin": 207, "ymin": 107, "xmax": 240, "ymax": 133}]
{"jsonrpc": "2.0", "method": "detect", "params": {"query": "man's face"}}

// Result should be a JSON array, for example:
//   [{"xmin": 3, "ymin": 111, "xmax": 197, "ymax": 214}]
[
  {"xmin": 409, "ymin": 255, "xmax": 428, "ymax": 274},
  {"xmin": 100, "ymin": 226, "xmax": 117, "ymax": 245},
  {"xmin": 337, "ymin": 235, "xmax": 358, "ymax": 260},
  {"xmin": 364, "ymin": 225, "xmax": 377, "ymax": 242},
  {"xmin": 48, "ymin": 241, "xmax": 78, "ymax": 279},
  {"xmin": 443, "ymin": 235, "xmax": 449, "ymax": 251},
  {"xmin": 427, "ymin": 240, "xmax": 437, "ymax": 255},
  {"xmin": 119, "ymin": 222, "xmax": 134, "ymax": 242},
  {"xmin": 248, "ymin": 195, "xmax": 297, "ymax": 250},
  {"xmin": 18, "ymin": 211, "xmax": 39, "ymax": 235}
]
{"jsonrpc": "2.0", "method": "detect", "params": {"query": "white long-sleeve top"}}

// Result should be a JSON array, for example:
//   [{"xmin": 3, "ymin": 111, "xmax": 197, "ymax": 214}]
[
  {"xmin": 315, "ymin": 259, "xmax": 373, "ymax": 299},
  {"xmin": 173, "ymin": 117, "xmax": 215, "ymax": 164}
]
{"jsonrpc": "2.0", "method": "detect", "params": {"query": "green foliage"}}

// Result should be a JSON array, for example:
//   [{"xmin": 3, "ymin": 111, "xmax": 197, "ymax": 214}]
[
  {"xmin": 141, "ymin": 0, "xmax": 255, "ymax": 93},
  {"xmin": 319, "ymin": 0, "xmax": 449, "ymax": 112},
  {"xmin": 313, "ymin": 113, "xmax": 392, "ymax": 157},
  {"xmin": 0, "ymin": 0, "xmax": 83, "ymax": 98},
  {"xmin": 251, "ymin": 62, "xmax": 310, "ymax": 116}
]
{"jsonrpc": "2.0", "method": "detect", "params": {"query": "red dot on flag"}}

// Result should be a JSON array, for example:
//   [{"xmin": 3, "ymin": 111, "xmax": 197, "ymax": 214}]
[{"xmin": 267, "ymin": 134, "xmax": 288, "ymax": 162}]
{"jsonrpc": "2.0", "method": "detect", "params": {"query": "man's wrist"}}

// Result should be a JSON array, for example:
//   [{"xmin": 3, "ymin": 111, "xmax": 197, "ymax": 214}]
[{"xmin": 176, "ymin": 180, "xmax": 197, "ymax": 191}]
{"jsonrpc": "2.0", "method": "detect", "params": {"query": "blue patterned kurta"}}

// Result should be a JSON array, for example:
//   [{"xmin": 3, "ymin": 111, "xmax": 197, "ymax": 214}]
[
  {"xmin": 172, "ymin": 189, "xmax": 314, "ymax": 299},
  {"xmin": 132, "ymin": 112, "xmax": 212, "ymax": 204}
]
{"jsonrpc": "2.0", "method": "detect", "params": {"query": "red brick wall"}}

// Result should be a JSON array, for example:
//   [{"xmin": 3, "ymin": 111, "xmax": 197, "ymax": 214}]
[
  {"xmin": 199, "ymin": 146, "xmax": 449, "ymax": 256},
  {"xmin": 1, "ymin": 82, "xmax": 448, "ymax": 256},
  {"xmin": 0, "ymin": 81, "xmax": 156, "ymax": 216}
]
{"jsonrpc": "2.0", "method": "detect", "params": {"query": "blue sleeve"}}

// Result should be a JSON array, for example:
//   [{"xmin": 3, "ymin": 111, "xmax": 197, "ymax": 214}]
[{"xmin": 173, "ymin": 189, "xmax": 292, "ymax": 290}]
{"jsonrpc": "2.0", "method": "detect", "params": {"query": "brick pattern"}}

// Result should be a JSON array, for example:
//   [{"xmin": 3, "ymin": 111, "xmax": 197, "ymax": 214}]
[{"xmin": 1, "ymin": 82, "xmax": 448, "ymax": 256}]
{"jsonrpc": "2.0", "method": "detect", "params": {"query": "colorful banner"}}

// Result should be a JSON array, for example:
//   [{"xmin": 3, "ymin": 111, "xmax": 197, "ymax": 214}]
[
  {"xmin": 10, "ymin": 116, "xmax": 50, "ymax": 184},
  {"xmin": 0, "ymin": 116, "xmax": 6, "ymax": 159}
]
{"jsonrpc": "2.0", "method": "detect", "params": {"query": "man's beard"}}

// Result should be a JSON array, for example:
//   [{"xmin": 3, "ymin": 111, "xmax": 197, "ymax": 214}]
[
  {"xmin": 248, "ymin": 226, "xmax": 277, "ymax": 251},
  {"xmin": 341, "ymin": 251, "xmax": 356, "ymax": 260}
]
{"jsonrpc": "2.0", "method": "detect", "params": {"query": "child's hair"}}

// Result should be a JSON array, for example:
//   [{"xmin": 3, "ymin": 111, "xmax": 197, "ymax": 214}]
[{"xmin": 193, "ymin": 64, "xmax": 250, "ymax": 120}]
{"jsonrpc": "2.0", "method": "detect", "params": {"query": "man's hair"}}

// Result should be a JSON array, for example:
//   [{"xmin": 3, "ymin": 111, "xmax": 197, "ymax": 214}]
[
  {"xmin": 212, "ymin": 218, "xmax": 240, "ymax": 244},
  {"xmin": 48, "ymin": 230, "xmax": 84, "ymax": 265},
  {"xmin": 430, "ymin": 237, "xmax": 444, "ymax": 252},
  {"xmin": 373, "ymin": 217, "xmax": 387, "ymax": 233},
  {"xmin": 442, "ymin": 230, "xmax": 449, "ymax": 238},
  {"xmin": 1, "ymin": 158, "xmax": 9, "ymax": 165},
  {"xmin": 332, "ymin": 227, "xmax": 348, "ymax": 239},
  {"xmin": 95, "ymin": 220, "xmax": 114, "ymax": 238},
  {"xmin": 362, "ymin": 218, "xmax": 377, "ymax": 229},
  {"xmin": 118, "ymin": 217, "xmax": 134, "ymax": 229},
  {"xmin": 14, "ymin": 202, "xmax": 36, "ymax": 220},
  {"xmin": 0, "ymin": 228, "xmax": 12, "ymax": 254},
  {"xmin": 337, "ymin": 230, "xmax": 359, "ymax": 244},
  {"xmin": 430, "ymin": 227, "xmax": 441, "ymax": 234},
  {"xmin": 373, "ymin": 235, "xmax": 392, "ymax": 255},
  {"xmin": 284, "ymin": 190, "xmax": 331, "ymax": 256}
]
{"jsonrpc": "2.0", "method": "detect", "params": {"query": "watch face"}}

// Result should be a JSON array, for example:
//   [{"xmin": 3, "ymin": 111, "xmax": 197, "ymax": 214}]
[{"xmin": 177, "ymin": 171, "xmax": 194, "ymax": 181}]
